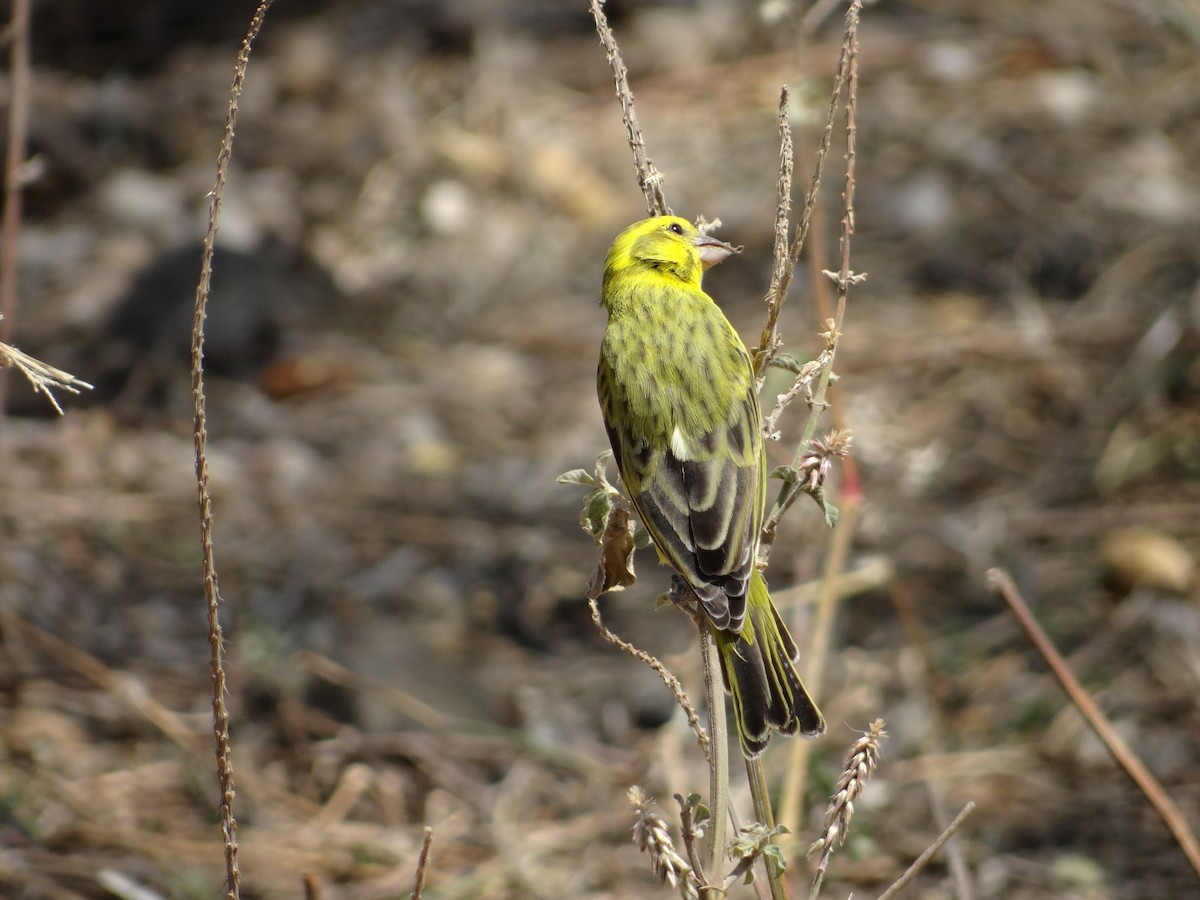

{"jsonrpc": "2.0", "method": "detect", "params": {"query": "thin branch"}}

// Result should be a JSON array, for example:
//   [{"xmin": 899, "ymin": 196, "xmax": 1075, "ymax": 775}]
[
  {"xmin": 411, "ymin": 827, "xmax": 434, "ymax": 900},
  {"xmin": 0, "ymin": 0, "xmax": 31, "ymax": 417},
  {"xmin": 589, "ymin": 596, "xmax": 711, "ymax": 759},
  {"xmin": 743, "ymin": 756, "xmax": 788, "ymax": 900},
  {"xmin": 699, "ymin": 629, "xmax": 729, "ymax": 898},
  {"xmin": 876, "ymin": 802, "xmax": 977, "ymax": 900},
  {"xmin": 987, "ymin": 568, "xmax": 1200, "ymax": 882},
  {"xmin": 193, "ymin": 2, "xmax": 276, "ymax": 896},
  {"xmin": 589, "ymin": 0, "xmax": 669, "ymax": 217},
  {"xmin": 755, "ymin": 86, "xmax": 795, "ymax": 382},
  {"xmin": 778, "ymin": 493, "xmax": 862, "ymax": 835},
  {"xmin": 753, "ymin": 0, "xmax": 859, "ymax": 379},
  {"xmin": 762, "ymin": 0, "xmax": 863, "ymax": 550}
]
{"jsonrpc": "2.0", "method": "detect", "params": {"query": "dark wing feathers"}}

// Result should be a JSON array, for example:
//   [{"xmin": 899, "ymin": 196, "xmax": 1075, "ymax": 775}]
[{"xmin": 625, "ymin": 425, "xmax": 758, "ymax": 633}]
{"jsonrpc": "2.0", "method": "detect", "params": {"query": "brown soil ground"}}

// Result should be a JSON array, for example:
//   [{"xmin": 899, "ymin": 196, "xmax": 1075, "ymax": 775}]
[{"xmin": 2, "ymin": 1, "xmax": 1199, "ymax": 897}]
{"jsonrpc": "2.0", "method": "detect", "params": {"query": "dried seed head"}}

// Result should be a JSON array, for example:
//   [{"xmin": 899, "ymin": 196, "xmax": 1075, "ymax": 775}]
[
  {"xmin": 807, "ymin": 719, "xmax": 886, "ymax": 877},
  {"xmin": 627, "ymin": 786, "xmax": 692, "ymax": 891}
]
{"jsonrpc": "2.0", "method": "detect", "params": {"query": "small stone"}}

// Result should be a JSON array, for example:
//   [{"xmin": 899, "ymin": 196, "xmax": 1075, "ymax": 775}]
[{"xmin": 1100, "ymin": 528, "xmax": 1196, "ymax": 595}]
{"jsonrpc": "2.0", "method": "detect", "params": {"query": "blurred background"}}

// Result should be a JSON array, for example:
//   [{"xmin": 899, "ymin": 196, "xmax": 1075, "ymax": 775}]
[{"xmin": 2, "ymin": 0, "xmax": 1199, "ymax": 896}]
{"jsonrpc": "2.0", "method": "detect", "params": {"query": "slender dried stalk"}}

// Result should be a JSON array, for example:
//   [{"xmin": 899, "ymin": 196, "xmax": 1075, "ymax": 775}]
[
  {"xmin": 411, "ymin": 827, "xmax": 434, "ymax": 900},
  {"xmin": 763, "ymin": 0, "xmax": 863, "ymax": 547},
  {"xmin": 193, "ymin": 2, "xmax": 276, "ymax": 895},
  {"xmin": 876, "ymin": 802, "xmax": 976, "ymax": 900},
  {"xmin": 754, "ymin": 0, "xmax": 860, "ymax": 381},
  {"xmin": 698, "ymin": 629, "xmax": 729, "ymax": 895},
  {"xmin": 0, "ymin": 0, "xmax": 31, "ymax": 417},
  {"xmin": 588, "ymin": 596, "xmax": 710, "ymax": 759},
  {"xmin": 988, "ymin": 567, "xmax": 1200, "ymax": 881},
  {"xmin": 589, "ymin": 0, "xmax": 669, "ymax": 217},
  {"xmin": 755, "ymin": 86, "xmax": 795, "ymax": 383}
]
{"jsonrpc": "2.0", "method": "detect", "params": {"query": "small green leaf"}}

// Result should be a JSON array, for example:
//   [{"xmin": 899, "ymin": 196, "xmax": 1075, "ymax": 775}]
[
  {"xmin": 770, "ymin": 353, "xmax": 809, "ymax": 375},
  {"xmin": 762, "ymin": 843, "xmax": 788, "ymax": 876},
  {"xmin": 769, "ymin": 465, "xmax": 798, "ymax": 484},
  {"xmin": 807, "ymin": 487, "xmax": 840, "ymax": 528},
  {"xmin": 556, "ymin": 468, "xmax": 595, "ymax": 486}
]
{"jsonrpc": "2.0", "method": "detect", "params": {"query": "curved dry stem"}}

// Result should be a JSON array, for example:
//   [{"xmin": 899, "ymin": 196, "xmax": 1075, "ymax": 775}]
[
  {"xmin": 588, "ymin": 596, "xmax": 710, "ymax": 760},
  {"xmin": 589, "ymin": 0, "xmax": 669, "ymax": 217},
  {"xmin": 762, "ymin": 0, "xmax": 863, "ymax": 551},
  {"xmin": 876, "ymin": 801, "xmax": 976, "ymax": 900},
  {"xmin": 753, "ymin": 0, "xmax": 859, "ymax": 382},
  {"xmin": 192, "ymin": 2, "xmax": 276, "ymax": 896},
  {"xmin": 0, "ymin": 0, "xmax": 31, "ymax": 417},
  {"xmin": 988, "ymin": 567, "xmax": 1200, "ymax": 882}
]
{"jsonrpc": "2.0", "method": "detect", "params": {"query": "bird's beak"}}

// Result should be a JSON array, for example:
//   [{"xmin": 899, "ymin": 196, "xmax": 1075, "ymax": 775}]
[{"xmin": 694, "ymin": 233, "xmax": 738, "ymax": 270}]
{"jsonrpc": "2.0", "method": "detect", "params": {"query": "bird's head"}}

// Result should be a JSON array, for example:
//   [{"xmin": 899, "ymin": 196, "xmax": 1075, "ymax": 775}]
[{"xmin": 603, "ymin": 215, "xmax": 737, "ymax": 291}]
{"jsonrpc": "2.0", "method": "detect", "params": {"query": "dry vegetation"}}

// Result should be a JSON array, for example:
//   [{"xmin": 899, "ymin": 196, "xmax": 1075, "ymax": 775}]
[{"xmin": 2, "ymin": 0, "xmax": 1199, "ymax": 897}]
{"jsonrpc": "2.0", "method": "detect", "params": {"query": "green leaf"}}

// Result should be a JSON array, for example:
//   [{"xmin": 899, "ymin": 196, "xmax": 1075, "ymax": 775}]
[
  {"xmin": 770, "ymin": 353, "xmax": 809, "ymax": 374},
  {"xmin": 808, "ymin": 487, "xmax": 840, "ymax": 528},
  {"xmin": 556, "ymin": 468, "xmax": 595, "ymax": 486},
  {"xmin": 769, "ymin": 465, "xmax": 798, "ymax": 484}
]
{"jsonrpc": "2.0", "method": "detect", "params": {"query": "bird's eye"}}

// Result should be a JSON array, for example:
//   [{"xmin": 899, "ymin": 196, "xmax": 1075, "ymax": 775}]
[{"xmin": 668, "ymin": 223, "xmax": 684, "ymax": 235}]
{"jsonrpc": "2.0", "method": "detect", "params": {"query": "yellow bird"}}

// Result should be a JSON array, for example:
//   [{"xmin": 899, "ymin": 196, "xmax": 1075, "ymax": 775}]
[{"xmin": 597, "ymin": 215, "xmax": 825, "ymax": 756}]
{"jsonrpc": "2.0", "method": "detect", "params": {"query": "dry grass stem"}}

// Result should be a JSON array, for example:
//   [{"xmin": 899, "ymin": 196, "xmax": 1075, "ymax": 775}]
[
  {"xmin": 0, "ymin": 0, "xmax": 30, "ymax": 418},
  {"xmin": 755, "ymin": 0, "xmax": 861, "ymax": 382},
  {"xmin": 589, "ymin": 0, "xmax": 669, "ymax": 217},
  {"xmin": 698, "ymin": 626, "xmax": 729, "ymax": 887},
  {"xmin": 629, "ymin": 787, "xmax": 698, "ymax": 899},
  {"xmin": 193, "ymin": 2, "xmax": 276, "ymax": 895},
  {"xmin": 988, "ymin": 567, "xmax": 1200, "ymax": 881},
  {"xmin": 411, "ymin": 826, "xmax": 434, "ymax": 900},
  {"xmin": 0, "ymin": 334, "xmax": 92, "ymax": 414},
  {"xmin": 876, "ymin": 801, "xmax": 977, "ymax": 900},
  {"xmin": 588, "ymin": 596, "xmax": 710, "ymax": 760},
  {"xmin": 806, "ymin": 718, "xmax": 885, "ymax": 897},
  {"xmin": 778, "ymin": 490, "xmax": 864, "ymax": 836},
  {"xmin": 762, "ymin": 0, "xmax": 864, "ymax": 549},
  {"xmin": 755, "ymin": 85, "xmax": 795, "ymax": 381}
]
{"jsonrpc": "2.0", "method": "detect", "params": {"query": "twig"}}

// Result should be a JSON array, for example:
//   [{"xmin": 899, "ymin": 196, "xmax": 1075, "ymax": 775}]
[
  {"xmin": 744, "ymin": 756, "xmax": 788, "ymax": 900},
  {"xmin": 891, "ymin": 587, "xmax": 975, "ymax": 900},
  {"xmin": 755, "ymin": 86, "xmax": 795, "ymax": 383},
  {"xmin": 589, "ymin": 0, "xmax": 669, "ymax": 217},
  {"xmin": 588, "ymin": 596, "xmax": 710, "ymax": 759},
  {"xmin": 876, "ymin": 802, "xmax": 976, "ymax": 900},
  {"xmin": 762, "ymin": 0, "xmax": 864, "ymax": 551},
  {"xmin": 777, "ymin": 493, "xmax": 861, "ymax": 835},
  {"xmin": 411, "ymin": 827, "xmax": 434, "ymax": 900},
  {"xmin": 193, "ymin": 2, "xmax": 275, "ymax": 896},
  {"xmin": 753, "ymin": 0, "xmax": 859, "ymax": 379},
  {"xmin": 0, "ymin": 0, "xmax": 31, "ymax": 417},
  {"xmin": 987, "ymin": 567, "xmax": 1200, "ymax": 882},
  {"xmin": 699, "ymin": 629, "xmax": 730, "ymax": 897}
]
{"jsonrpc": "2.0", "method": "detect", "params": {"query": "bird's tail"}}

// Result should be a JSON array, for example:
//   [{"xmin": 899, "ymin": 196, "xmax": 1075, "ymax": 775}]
[{"xmin": 714, "ymin": 570, "xmax": 825, "ymax": 757}]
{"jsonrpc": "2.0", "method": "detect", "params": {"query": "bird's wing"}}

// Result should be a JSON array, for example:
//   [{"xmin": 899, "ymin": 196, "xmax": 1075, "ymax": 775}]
[{"xmin": 603, "ymin": 371, "xmax": 763, "ymax": 633}]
